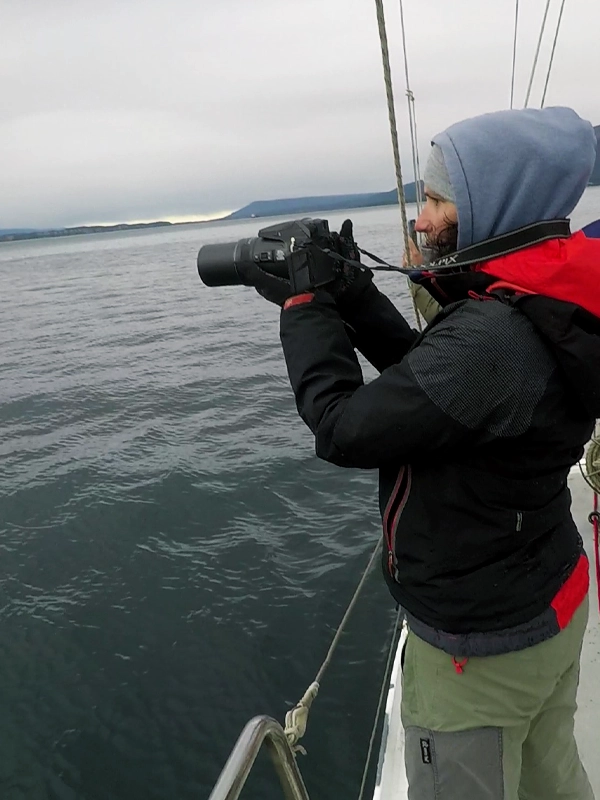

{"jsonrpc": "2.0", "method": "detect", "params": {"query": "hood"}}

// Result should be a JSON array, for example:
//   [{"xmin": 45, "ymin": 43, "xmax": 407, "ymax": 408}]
[
  {"xmin": 433, "ymin": 107, "xmax": 597, "ymax": 250},
  {"xmin": 480, "ymin": 232, "xmax": 600, "ymax": 417}
]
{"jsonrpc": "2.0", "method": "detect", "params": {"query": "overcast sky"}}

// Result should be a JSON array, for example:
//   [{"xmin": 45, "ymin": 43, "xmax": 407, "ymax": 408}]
[{"xmin": 2, "ymin": 0, "xmax": 599, "ymax": 228}]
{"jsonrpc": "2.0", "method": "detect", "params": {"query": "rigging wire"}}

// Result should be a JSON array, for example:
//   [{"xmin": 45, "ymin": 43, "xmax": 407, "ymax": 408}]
[
  {"xmin": 540, "ymin": 0, "xmax": 567, "ymax": 107},
  {"xmin": 524, "ymin": 0, "xmax": 553, "ymax": 108},
  {"xmin": 399, "ymin": 0, "xmax": 423, "ymax": 212},
  {"xmin": 510, "ymin": 0, "xmax": 520, "ymax": 109}
]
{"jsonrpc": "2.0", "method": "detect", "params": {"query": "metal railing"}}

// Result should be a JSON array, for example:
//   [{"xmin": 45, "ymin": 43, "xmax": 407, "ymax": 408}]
[{"xmin": 208, "ymin": 715, "xmax": 310, "ymax": 800}]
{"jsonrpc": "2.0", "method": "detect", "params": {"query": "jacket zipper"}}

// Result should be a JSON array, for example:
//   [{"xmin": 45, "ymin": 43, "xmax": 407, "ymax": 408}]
[{"xmin": 382, "ymin": 466, "xmax": 412, "ymax": 579}]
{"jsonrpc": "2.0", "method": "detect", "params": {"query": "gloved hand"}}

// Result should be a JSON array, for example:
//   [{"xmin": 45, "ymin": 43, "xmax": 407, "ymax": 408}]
[
  {"xmin": 236, "ymin": 260, "xmax": 294, "ymax": 307},
  {"xmin": 236, "ymin": 219, "xmax": 373, "ymax": 309},
  {"xmin": 326, "ymin": 219, "xmax": 373, "ymax": 307}
]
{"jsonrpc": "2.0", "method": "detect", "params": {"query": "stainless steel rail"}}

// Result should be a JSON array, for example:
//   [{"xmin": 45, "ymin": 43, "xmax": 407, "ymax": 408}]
[{"xmin": 208, "ymin": 715, "xmax": 310, "ymax": 800}]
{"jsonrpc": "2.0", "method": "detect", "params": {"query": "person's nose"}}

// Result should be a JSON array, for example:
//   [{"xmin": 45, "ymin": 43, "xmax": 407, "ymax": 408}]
[{"xmin": 415, "ymin": 209, "xmax": 431, "ymax": 234}]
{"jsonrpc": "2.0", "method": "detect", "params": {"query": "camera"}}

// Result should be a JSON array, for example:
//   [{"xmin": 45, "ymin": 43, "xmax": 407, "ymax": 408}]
[{"xmin": 197, "ymin": 218, "xmax": 340, "ymax": 291}]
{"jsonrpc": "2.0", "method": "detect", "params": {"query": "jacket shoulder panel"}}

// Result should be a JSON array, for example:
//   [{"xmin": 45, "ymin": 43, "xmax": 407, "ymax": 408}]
[{"xmin": 407, "ymin": 300, "xmax": 557, "ymax": 436}]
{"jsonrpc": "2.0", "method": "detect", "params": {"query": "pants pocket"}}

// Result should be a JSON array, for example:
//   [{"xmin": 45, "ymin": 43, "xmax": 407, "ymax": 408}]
[{"xmin": 405, "ymin": 725, "xmax": 504, "ymax": 800}]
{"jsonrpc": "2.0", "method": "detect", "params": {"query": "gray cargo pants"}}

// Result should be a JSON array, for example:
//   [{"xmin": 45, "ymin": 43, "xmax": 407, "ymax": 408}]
[{"xmin": 401, "ymin": 596, "xmax": 594, "ymax": 799}]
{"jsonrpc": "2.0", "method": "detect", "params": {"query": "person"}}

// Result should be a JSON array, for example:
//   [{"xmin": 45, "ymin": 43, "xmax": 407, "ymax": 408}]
[{"xmin": 238, "ymin": 106, "xmax": 600, "ymax": 799}]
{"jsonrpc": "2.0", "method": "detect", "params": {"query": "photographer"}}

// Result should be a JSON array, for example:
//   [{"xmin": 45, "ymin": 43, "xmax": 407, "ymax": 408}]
[{"xmin": 211, "ymin": 106, "xmax": 600, "ymax": 799}]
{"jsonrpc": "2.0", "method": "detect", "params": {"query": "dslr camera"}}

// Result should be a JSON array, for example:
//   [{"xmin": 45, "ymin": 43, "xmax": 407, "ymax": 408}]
[{"xmin": 197, "ymin": 218, "xmax": 346, "ymax": 294}]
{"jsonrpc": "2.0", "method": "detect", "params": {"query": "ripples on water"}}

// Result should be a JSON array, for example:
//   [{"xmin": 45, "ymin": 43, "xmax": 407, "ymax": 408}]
[{"xmin": 1, "ymin": 195, "xmax": 599, "ymax": 799}]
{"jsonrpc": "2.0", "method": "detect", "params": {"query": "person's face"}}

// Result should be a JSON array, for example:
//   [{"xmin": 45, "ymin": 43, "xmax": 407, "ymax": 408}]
[{"xmin": 415, "ymin": 189, "xmax": 458, "ymax": 247}]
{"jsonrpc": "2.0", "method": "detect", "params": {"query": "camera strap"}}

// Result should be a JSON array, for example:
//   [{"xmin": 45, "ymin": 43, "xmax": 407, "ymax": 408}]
[{"xmin": 350, "ymin": 219, "xmax": 572, "ymax": 276}]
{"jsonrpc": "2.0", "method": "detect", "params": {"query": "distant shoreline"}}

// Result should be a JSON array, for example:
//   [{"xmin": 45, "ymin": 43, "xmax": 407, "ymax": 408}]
[
  {"xmin": 0, "ymin": 206, "xmax": 388, "ymax": 243},
  {"xmin": 3, "ymin": 181, "xmax": 600, "ymax": 244},
  {"xmin": 0, "ymin": 204, "xmax": 400, "ymax": 244},
  {"xmin": 0, "ymin": 219, "xmax": 218, "ymax": 243},
  {"xmin": 0, "ymin": 185, "xmax": 423, "ymax": 243}
]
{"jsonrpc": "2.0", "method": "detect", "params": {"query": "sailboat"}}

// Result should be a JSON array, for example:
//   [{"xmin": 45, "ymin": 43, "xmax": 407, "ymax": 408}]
[{"xmin": 206, "ymin": 1, "xmax": 600, "ymax": 798}]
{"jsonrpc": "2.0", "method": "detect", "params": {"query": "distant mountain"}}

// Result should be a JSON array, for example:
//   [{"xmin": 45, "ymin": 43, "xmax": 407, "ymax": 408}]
[
  {"xmin": 4, "ymin": 133, "xmax": 599, "ymax": 243},
  {"xmin": 0, "ymin": 221, "xmax": 171, "ymax": 243},
  {"xmin": 590, "ymin": 126, "xmax": 600, "ymax": 186},
  {"xmin": 226, "ymin": 182, "xmax": 423, "ymax": 220},
  {"xmin": 229, "ymin": 126, "xmax": 600, "ymax": 214}
]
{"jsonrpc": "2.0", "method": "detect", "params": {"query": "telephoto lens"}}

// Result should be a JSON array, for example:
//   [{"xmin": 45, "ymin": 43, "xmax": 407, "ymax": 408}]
[
  {"xmin": 197, "ymin": 219, "xmax": 336, "ymax": 288},
  {"xmin": 197, "ymin": 237, "xmax": 289, "ymax": 287}
]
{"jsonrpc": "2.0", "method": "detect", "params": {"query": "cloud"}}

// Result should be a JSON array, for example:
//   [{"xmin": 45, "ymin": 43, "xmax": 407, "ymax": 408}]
[{"xmin": 1, "ymin": 0, "xmax": 598, "ymax": 227}]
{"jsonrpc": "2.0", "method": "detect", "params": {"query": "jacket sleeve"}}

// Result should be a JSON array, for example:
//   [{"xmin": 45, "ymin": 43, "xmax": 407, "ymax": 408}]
[
  {"xmin": 279, "ymin": 295, "xmax": 531, "ymax": 469},
  {"xmin": 338, "ymin": 282, "xmax": 419, "ymax": 372}
]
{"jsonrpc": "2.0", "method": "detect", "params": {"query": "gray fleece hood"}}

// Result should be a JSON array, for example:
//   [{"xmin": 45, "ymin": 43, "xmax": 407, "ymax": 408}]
[{"xmin": 432, "ymin": 107, "xmax": 597, "ymax": 250}]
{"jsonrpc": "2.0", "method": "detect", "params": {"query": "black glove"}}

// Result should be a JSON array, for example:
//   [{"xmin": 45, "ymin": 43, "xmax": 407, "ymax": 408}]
[
  {"xmin": 327, "ymin": 220, "xmax": 373, "ymax": 307},
  {"xmin": 236, "ymin": 219, "xmax": 372, "ymax": 309},
  {"xmin": 236, "ymin": 260, "xmax": 294, "ymax": 307}
]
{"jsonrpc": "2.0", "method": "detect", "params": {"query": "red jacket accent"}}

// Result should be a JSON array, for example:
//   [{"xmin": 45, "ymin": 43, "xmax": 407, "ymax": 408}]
[
  {"xmin": 478, "ymin": 232, "xmax": 600, "ymax": 315},
  {"xmin": 283, "ymin": 292, "xmax": 315, "ymax": 310},
  {"xmin": 550, "ymin": 555, "xmax": 590, "ymax": 629}
]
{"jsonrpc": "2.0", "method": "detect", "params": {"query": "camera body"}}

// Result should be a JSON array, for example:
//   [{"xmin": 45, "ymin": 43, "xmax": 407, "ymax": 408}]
[{"xmin": 197, "ymin": 217, "xmax": 339, "ymax": 292}]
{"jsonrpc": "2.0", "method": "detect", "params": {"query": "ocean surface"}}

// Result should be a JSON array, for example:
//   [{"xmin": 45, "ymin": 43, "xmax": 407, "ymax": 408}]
[{"xmin": 2, "ymin": 192, "xmax": 600, "ymax": 800}]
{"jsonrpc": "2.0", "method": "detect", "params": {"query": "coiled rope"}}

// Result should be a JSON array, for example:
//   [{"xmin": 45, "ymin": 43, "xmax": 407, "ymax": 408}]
[{"xmin": 583, "ymin": 433, "xmax": 600, "ymax": 495}]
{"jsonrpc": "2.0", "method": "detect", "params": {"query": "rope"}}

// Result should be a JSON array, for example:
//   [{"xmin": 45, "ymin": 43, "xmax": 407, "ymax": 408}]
[
  {"xmin": 356, "ymin": 608, "xmax": 404, "ymax": 800},
  {"xmin": 510, "ymin": 0, "xmax": 520, "ymax": 109},
  {"xmin": 373, "ymin": 0, "xmax": 422, "ymax": 331},
  {"xmin": 283, "ymin": 537, "xmax": 382, "ymax": 754},
  {"xmin": 582, "ymin": 434, "xmax": 600, "ymax": 494},
  {"xmin": 540, "ymin": 0, "xmax": 567, "ymax": 107},
  {"xmin": 373, "ymin": 0, "xmax": 410, "ymax": 258},
  {"xmin": 524, "ymin": 0, "xmax": 552, "ymax": 108}
]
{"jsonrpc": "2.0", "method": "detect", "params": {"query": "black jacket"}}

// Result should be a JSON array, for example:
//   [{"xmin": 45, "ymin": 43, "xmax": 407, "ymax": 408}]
[{"xmin": 279, "ymin": 280, "xmax": 596, "ymax": 656}]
